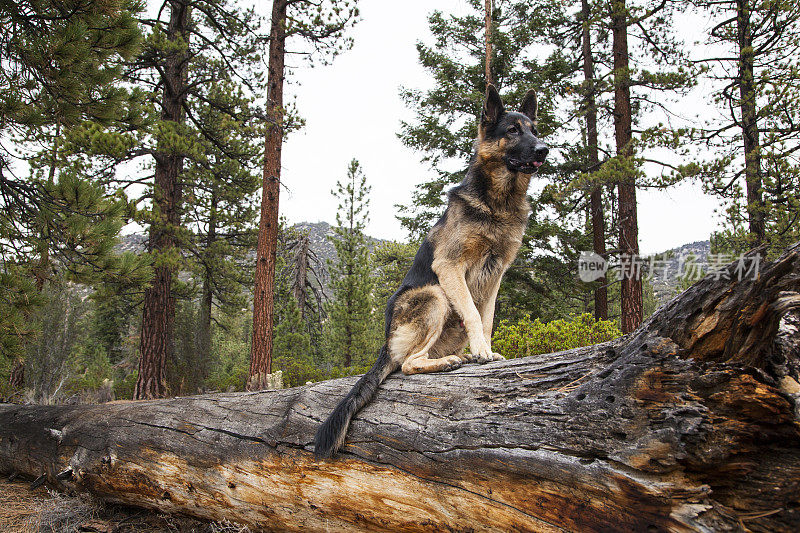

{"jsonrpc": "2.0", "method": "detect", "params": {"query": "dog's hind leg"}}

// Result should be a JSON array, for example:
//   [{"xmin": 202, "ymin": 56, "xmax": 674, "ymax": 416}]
[
  {"xmin": 388, "ymin": 286, "xmax": 462, "ymax": 375},
  {"xmin": 400, "ymin": 338, "xmax": 463, "ymax": 375}
]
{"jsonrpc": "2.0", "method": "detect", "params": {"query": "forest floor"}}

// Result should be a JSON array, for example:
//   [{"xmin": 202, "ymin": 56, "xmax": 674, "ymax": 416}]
[{"xmin": 0, "ymin": 480, "xmax": 251, "ymax": 533}]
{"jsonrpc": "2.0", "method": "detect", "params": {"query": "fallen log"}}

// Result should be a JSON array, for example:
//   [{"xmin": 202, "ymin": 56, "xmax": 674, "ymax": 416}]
[{"xmin": 2, "ymin": 245, "xmax": 800, "ymax": 532}]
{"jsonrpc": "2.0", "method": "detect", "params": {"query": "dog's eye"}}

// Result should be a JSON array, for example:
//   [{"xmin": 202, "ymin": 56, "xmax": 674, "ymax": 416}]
[{"xmin": 507, "ymin": 125, "xmax": 519, "ymax": 136}]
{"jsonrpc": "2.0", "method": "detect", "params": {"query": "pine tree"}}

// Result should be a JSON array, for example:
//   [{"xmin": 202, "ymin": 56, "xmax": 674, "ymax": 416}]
[
  {"xmin": 2, "ymin": 0, "xmax": 142, "ymax": 283},
  {"xmin": 610, "ymin": 0, "xmax": 642, "ymax": 333},
  {"xmin": 550, "ymin": 0, "xmax": 697, "ymax": 330},
  {"xmin": 610, "ymin": 0, "xmax": 695, "ymax": 330},
  {"xmin": 134, "ymin": 0, "xmax": 192, "ymax": 399},
  {"xmin": 689, "ymin": 0, "xmax": 800, "ymax": 254},
  {"xmin": 324, "ymin": 160, "xmax": 380, "ymax": 369},
  {"xmin": 397, "ymin": 0, "xmax": 597, "ymax": 321},
  {"xmin": 0, "ymin": 0, "xmax": 142, "ymax": 369},
  {"xmin": 250, "ymin": 0, "xmax": 359, "ymax": 386},
  {"xmin": 74, "ymin": 0, "xmax": 272, "ymax": 399},
  {"xmin": 184, "ymin": 75, "xmax": 263, "ymax": 379}
]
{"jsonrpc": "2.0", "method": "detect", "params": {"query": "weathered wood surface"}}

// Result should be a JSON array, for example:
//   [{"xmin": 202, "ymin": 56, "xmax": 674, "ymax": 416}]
[{"xmin": 2, "ymin": 246, "xmax": 800, "ymax": 532}]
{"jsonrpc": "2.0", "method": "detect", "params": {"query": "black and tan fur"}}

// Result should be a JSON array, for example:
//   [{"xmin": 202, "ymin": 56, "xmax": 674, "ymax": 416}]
[{"xmin": 314, "ymin": 85, "xmax": 549, "ymax": 458}]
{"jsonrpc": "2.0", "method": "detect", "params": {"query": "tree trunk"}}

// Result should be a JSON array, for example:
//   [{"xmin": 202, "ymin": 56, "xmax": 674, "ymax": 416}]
[
  {"xmin": 484, "ymin": 0, "xmax": 493, "ymax": 86},
  {"xmin": 737, "ymin": 0, "xmax": 766, "ymax": 245},
  {"xmin": 582, "ymin": 0, "xmax": 607, "ymax": 321},
  {"xmin": 8, "ymin": 361, "xmax": 24, "ymax": 391},
  {"xmin": 2, "ymin": 244, "xmax": 800, "ymax": 532},
  {"xmin": 611, "ymin": 0, "xmax": 642, "ymax": 333},
  {"xmin": 196, "ymin": 189, "xmax": 216, "ymax": 383},
  {"xmin": 135, "ymin": 0, "xmax": 190, "ymax": 400},
  {"xmin": 293, "ymin": 236, "xmax": 310, "ymax": 321},
  {"xmin": 251, "ymin": 0, "xmax": 287, "ymax": 387},
  {"xmin": 32, "ymin": 121, "xmax": 61, "ymax": 291}
]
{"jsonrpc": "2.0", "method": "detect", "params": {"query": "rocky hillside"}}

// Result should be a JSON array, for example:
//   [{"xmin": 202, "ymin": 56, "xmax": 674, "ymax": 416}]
[
  {"xmin": 292, "ymin": 221, "xmax": 386, "ymax": 266},
  {"xmin": 649, "ymin": 240, "xmax": 711, "ymax": 304},
  {"xmin": 119, "ymin": 222, "xmax": 388, "ymax": 296}
]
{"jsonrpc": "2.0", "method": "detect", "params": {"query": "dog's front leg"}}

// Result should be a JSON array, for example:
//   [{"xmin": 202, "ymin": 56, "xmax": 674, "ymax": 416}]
[
  {"xmin": 433, "ymin": 259, "xmax": 493, "ymax": 361},
  {"xmin": 478, "ymin": 276, "xmax": 505, "ymax": 362}
]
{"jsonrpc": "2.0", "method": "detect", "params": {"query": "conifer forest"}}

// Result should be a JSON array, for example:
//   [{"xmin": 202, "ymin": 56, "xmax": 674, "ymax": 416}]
[
  {"xmin": 1, "ymin": 0, "xmax": 798, "ymax": 402},
  {"xmin": 1, "ymin": 0, "xmax": 800, "ymax": 529}
]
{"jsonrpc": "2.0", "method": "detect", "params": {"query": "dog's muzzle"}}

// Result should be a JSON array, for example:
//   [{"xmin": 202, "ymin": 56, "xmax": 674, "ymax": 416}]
[{"xmin": 509, "ymin": 144, "xmax": 549, "ymax": 173}]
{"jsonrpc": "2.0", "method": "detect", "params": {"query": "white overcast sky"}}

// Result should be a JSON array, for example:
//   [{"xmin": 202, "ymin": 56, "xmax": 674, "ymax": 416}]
[{"xmin": 276, "ymin": 0, "xmax": 723, "ymax": 255}]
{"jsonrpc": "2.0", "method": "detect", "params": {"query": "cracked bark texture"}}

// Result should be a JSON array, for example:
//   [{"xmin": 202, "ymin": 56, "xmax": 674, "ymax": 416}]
[{"xmin": 2, "ymin": 246, "xmax": 800, "ymax": 532}]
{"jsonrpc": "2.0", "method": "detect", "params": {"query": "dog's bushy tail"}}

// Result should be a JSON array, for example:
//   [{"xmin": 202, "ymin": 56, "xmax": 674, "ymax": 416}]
[{"xmin": 314, "ymin": 345, "xmax": 397, "ymax": 458}]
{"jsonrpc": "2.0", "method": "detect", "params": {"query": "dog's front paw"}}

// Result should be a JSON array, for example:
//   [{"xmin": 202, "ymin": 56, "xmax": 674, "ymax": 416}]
[
  {"xmin": 467, "ymin": 337, "xmax": 494, "ymax": 363},
  {"xmin": 489, "ymin": 352, "xmax": 505, "ymax": 361},
  {"xmin": 470, "ymin": 351, "xmax": 505, "ymax": 364}
]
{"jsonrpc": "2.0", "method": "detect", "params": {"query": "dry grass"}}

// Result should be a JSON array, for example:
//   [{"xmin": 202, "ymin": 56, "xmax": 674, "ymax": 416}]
[
  {"xmin": 0, "ymin": 481, "xmax": 252, "ymax": 533},
  {"xmin": 1, "ymin": 480, "xmax": 48, "ymax": 532}
]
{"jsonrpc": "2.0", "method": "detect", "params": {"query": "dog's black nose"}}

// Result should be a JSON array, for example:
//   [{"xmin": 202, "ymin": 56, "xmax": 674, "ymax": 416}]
[{"xmin": 535, "ymin": 144, "xmax": 549, "ymax": 160}]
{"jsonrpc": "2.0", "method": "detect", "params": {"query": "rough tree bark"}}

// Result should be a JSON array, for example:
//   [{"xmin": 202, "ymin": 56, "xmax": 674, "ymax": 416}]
[
  {"xmin": 251, "ymin": 0, "xmax": 287, "ymax": 388},
  {"xmin": 736, "ymin": 0, "xmax": 766, "ymax": 245},
  {"xmin": 611, "ymin": 0, "xmax": 643, "ymax": 333},
  {"xmin": 136, "ymin": 0, "xmax": 190, "ymax": 399},
  {"xmin": 582, "ymin": 0, "xmax": 607, "ymax": 321},
  {"xmin": 2, "ymin": 245, "xmax": 800, "ymax": 532},
  {"xmin": 484, "ymin": 0, "xmax": 493, "ymax": 86}
]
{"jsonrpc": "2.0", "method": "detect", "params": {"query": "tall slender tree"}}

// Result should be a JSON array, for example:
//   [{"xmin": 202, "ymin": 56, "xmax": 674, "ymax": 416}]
[
  {"xmin": 735, "ymin": 0, "xmax": 765, "ymax": 244},
  {"xmin": 63, "ymin": 0, "xmax": 272, "ymax": 399},
  {"xmin": 134, "ymin": 0, "xmax": 191, "ymax": 399},
  {"xmin": 689, "ymin": 0, "xmax": 800, "ymax": 254},
  {"xmin": 587, "ymin": 0, "xmax": 696, "ymax": 331},
  {"xmin": 250, "ymin": 0, "xmax": 288, "ymax": 386},
  {"xmin": 250, "ymin": 0, "xmax": 359, "ymax": 388},
  {"xmin": 610, "ymin": 0, "xmax": 641, "ymax": 333},
  {"xmin": 582, "ymin": 0, "xmax": 607, "ymax": 321},
  {"xmin": 324, "ymin": 160, "xmax": 379, "ymax": 369}
]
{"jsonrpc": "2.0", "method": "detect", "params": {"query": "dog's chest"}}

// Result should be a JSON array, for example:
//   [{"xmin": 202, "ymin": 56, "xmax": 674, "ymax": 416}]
[{"xmin": 464, "ymin": 224, "xmax": 524, "ymax": 299}]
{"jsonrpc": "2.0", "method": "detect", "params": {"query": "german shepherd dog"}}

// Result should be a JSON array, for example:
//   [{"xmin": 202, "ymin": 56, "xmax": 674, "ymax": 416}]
[{"xmin": 314, "ymin": 85, "xmax": 548, "ymax": 458}]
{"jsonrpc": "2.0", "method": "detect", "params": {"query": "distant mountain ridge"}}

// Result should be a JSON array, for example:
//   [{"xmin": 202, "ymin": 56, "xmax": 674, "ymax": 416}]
[{"xmin": 118, "ymin": 229, "xmax": 710, "ymax": 305}]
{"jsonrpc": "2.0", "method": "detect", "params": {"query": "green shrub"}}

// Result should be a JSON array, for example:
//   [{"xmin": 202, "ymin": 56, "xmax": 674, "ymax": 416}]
[
  {"xmin": 67, "ymin": 343, "xmax": 113, "ymax": 394},
  {"xmin": 206, "ymin": 336, "xmax": 250, "ymax": 392},
  {"xmin": 113, "ymin": 370, "xmax": 137, "ymax": 400},
  {"xmin": 492, "ymin": 313, "xmax": 622, "ymax": 359}
]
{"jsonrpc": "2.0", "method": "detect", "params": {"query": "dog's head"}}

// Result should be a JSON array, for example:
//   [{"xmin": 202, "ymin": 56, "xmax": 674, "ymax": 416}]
[{"xmin": 478, "ymin": 84, "xmax": 549, "ymax": 174}]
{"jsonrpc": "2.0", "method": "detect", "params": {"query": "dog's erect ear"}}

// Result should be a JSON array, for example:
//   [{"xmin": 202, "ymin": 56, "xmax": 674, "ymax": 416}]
[
  {"xmin": 482, "ymin": 84, "xmax": 504, "ymax": 125},
  {"xmin": 520, "ymin": 90, "xmax": 538, "ymax": 123}
]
